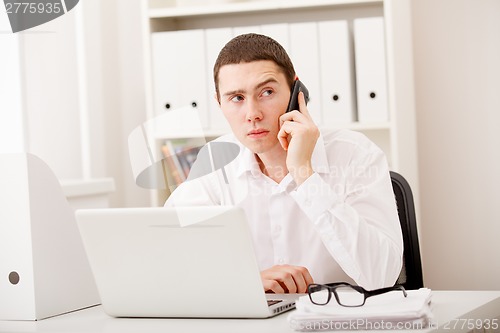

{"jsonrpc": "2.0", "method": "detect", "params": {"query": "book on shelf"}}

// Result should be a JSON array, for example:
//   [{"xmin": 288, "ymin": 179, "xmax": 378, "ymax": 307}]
[{"xmin": 160, "ymin": 139, "xmax": 202, "ymax": 190}]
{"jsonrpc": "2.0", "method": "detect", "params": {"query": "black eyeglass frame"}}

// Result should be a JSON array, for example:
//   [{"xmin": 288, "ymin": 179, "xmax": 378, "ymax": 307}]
[{"xmin": 307, "ymin": 282, "xmax": 407, "ymax": 307}]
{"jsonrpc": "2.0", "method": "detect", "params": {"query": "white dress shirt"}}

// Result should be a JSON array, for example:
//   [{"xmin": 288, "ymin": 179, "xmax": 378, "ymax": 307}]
[{"xmin": 165, "ymin": 129, "xmax": 403, "ymax": 290}]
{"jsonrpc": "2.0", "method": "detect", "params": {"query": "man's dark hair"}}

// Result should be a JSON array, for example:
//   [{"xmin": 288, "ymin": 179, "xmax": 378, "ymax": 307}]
[{"xmin": 213, "ymin": 33, "xmax": 296, "ymax": 101}]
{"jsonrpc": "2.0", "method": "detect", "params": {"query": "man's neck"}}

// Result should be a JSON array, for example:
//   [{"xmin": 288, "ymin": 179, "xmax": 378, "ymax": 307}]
[{"xmin": 255, "ymin": 146, "xmax": 288, "ymax": 183}]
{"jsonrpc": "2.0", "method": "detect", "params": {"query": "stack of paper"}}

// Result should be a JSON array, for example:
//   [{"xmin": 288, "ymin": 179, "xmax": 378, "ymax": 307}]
[{"xmin": 288, "ymin": 288, "xmax": 433, "ymax": 331}]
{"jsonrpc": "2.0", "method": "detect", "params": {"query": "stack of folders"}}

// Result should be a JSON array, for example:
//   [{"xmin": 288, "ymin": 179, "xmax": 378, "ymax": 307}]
[{"xmin": 288, "ymin": 288, "xmax": 433, "ymax": 331}]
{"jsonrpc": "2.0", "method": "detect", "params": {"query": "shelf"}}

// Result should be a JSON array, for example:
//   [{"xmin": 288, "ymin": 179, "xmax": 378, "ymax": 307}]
[
  {"xmin": 149, "ymin": 0, "xmax": 382, "ymax": 18},
  {"xmin": 154, "ymin": 123, "xmax": 390, "ymax": 141},
  {"xmin": 143, "ymin": 0, "xmax": 418, "ymax": 206},
  {"xmin": 60, "ymin": 178, "xmax": 115, "ymax": 198}
]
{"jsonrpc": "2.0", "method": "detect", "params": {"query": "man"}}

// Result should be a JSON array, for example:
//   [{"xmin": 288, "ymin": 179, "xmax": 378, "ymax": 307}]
[{"xmin": 166, "ymin": 33, "xmax": 403, "ymax": 293}]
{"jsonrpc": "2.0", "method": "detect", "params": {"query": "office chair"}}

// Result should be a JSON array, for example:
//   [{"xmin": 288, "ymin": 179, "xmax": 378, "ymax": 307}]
[{"xmin": 390, "ymin": 171, "xmax": 424, "ymax": 290}]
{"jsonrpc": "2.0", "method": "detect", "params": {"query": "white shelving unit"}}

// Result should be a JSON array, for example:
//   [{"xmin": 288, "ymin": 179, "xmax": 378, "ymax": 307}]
[{"xmin": 140, "ymin": 0, "xmax": 418, "ymax": 208}]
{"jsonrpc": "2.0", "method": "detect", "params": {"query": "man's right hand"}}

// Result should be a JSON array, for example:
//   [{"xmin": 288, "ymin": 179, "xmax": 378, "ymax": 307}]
[{"xmin": 260, "ymin": 264, "xmax": 314, "ymax": 294}]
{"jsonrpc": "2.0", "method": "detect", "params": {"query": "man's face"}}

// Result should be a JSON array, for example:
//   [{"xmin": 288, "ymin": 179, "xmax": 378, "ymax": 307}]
[{"xmin": 217, "ymin": 60, "xmax": 291, "ymax": 155}]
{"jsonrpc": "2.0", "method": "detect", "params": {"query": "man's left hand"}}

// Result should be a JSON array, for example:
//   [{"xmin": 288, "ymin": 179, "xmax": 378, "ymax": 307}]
[{"xmin": 278, "ymin": 91, "xmax": 320, "ymax": 185}]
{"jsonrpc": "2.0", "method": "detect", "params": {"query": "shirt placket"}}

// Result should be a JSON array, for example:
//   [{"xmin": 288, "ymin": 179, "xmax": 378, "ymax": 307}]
[{"xmin": 268, "ymin": 181, "xmax": 290, "ymax": 266}]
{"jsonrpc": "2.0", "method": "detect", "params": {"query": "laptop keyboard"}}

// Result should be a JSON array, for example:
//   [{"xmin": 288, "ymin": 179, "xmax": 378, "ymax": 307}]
[{"xmin": 267, "ymin": 300, "xmax": 282, "ymax": 307}]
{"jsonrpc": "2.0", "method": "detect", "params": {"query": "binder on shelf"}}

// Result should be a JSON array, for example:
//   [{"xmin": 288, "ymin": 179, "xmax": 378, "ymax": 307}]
[
  {"xmin": 318, "ymin": 20, "xmax": 356, "ymax": 125},
  {"xmin": 151, "ymin": 29, "xmax": 209, "ymax": 128},
  {"xmin": 232, "ymin": 25, "xmax": 261, "ymax": 37},
  {"xmin": 261, "ymin": 23, "xmax": 290, "ymax": 53},
  {"xmin": 205, "ymin": 27, "xmax": 232, "ymax": 133},
  {"xmin": 128, "ymin": 106, "xmax": 206, "ymax": 191},
  {"xmin": 353, "ymin": 17, "xmax": 389, "ymax": 123},
  {"xmin": 289, "ymin": 22, "xmax": 322, "ymax": 125}
]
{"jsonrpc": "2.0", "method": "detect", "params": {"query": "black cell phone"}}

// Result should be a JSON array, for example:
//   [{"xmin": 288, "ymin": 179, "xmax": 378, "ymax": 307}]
[{"xmin": 285, "ymin": 80, "xmax": 310, "ymax": 113}]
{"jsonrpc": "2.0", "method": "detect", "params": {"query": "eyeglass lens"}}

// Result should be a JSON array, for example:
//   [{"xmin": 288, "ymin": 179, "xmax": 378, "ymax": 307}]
[
  {"xmin": 334, "ymin": 285, "xmax": 365, "ymax": 306},
  {"xmin": 309, "ymin": 284, "xmax": 365, "ymax": 306},
  {"xmin": 309, "ymin": 285, "xmax": 330, "ymax": 305}
]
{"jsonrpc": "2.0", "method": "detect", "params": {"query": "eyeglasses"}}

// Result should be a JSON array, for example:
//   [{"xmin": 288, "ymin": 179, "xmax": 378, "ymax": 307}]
[{"xmin": 307, "ymin": 282, "xmax": 407, "ymax": 307}]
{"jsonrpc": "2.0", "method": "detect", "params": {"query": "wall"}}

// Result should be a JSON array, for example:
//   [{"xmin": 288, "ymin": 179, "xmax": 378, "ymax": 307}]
[
  {"xmin": 0, "ymin": 0, "xmax": 150, "ymax": 208},
  {"xmin": 0, "ymin": 8, "xmax": 83, "ymax": 176},
  {"xmin": 412, "ymin": 0, "xmax": 500, "ymax": 290},
  {"xmin": 111, "ymin": 0, "xmax": 151, "ymax": 207},
  {"xmin": 0, "ymin": 14, "xmax": 24, "ymax": 153},
  {"xmin": 5, "ymin": 0, "xmax": 500, "ymax": 287},
  {"xmin": 84, "ymin": 0, "xmax": 150, "ymax": 208}
]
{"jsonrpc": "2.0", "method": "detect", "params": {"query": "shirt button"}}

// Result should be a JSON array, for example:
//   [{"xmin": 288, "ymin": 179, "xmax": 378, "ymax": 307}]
[
  {"xmin": 304, "ymin": 198, "xmax": 312, "ymax": 207},
  {"xmin": 275, "ymin": 225, "xmax": 282, "ymax": 233},
  {"xmin": 278, "ymin": 258, "xmax": 285, "ymax": 264}
]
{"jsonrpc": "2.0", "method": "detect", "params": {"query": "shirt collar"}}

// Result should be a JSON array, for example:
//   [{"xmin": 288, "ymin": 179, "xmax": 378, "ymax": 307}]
[{"xmin": 235, "ymin": 144, "xmax": 261, "ymax": 178}]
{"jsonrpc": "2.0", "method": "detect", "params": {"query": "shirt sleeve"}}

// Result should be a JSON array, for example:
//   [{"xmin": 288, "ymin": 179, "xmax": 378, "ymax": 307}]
[{"xmin": 290, "ymin": 147, "xmax": 403, "ymax": 290}]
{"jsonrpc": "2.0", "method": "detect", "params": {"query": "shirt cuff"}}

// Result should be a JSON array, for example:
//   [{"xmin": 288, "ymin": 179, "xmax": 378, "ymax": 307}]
[{"xmin": 290, "ymin": 173, "xmax": 340, "ymax": 222}]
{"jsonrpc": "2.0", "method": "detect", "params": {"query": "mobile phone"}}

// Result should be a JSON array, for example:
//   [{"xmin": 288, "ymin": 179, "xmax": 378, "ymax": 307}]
[{"xmin": 285, "ymin": 79, "xmax": 310, "ymax": 113}]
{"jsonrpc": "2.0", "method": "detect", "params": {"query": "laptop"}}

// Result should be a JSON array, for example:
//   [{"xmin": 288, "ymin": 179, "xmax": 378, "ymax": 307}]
[{"xmin": 75, "ymin": 206, "xmax": 297, "ymax": 318}]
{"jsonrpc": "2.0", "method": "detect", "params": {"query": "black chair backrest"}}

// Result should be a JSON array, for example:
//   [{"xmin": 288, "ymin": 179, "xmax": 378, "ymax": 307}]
[{"xmin": 390, "ymin": 171, "xmax": 424, "ymax": 290}]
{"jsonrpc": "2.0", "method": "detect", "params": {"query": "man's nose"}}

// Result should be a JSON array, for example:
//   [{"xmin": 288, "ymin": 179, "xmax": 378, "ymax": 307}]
[{"xmin": 245, "ymin": 99, "xmax": 263, "ymax": 122}]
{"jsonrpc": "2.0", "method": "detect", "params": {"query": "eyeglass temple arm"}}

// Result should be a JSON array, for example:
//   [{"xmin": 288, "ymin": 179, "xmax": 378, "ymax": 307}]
[{"xmin": 367, "ymin": 285, "xmax": 408, "ymax": 298}]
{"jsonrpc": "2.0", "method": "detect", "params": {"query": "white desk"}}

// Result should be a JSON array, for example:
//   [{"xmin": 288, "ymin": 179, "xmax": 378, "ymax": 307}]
[{"xmin": 1, "ymin": 291, "xmax": 499, "ymax": 333}]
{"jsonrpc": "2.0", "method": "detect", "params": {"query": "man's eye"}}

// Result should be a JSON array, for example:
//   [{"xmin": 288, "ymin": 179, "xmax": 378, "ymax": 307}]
[
  {"xmin": 262, "ymin": 89, "xmax": 273, "ymax": 97},
  {"xmin": 230, "ymin": 95, "xmax": 244, "ymax": 102}
]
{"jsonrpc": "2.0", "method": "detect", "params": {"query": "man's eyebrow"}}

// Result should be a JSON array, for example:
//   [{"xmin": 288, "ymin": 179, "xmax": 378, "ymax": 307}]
[
  {"xmin": 256, "ymin": 78, "xmax": 279, "ymax": 89},
  {"xmin": 222, "ymin": 89, "xmax": 245, "ymax": 97},
  {"xmin": 222, "ymin": 78, "xmax": 280, "ymax": 97}
]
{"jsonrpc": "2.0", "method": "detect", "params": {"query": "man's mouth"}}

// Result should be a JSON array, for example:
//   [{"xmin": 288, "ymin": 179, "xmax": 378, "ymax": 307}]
[{"xmin": 248, "ymin": 129, "xmax": 269, "ymax": 138}]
